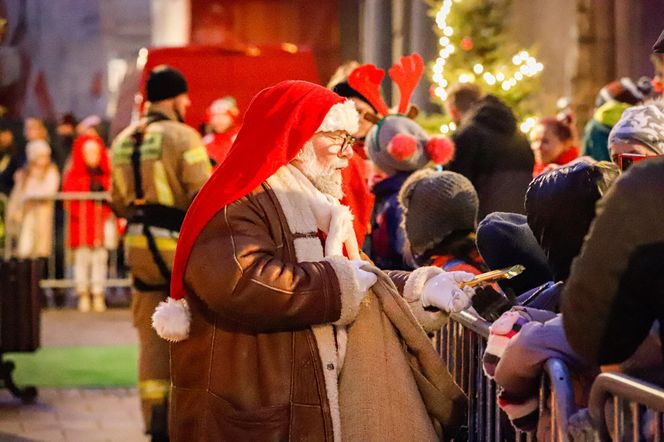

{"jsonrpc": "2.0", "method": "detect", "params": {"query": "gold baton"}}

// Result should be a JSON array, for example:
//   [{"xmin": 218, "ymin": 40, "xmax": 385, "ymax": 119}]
[{"xmin": 459, "ymin": 265, "xmax": 525, "ymax": 288}]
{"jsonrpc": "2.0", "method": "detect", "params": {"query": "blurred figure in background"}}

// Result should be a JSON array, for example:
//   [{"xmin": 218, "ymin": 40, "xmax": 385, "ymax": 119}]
[
  {"xmin": 6, "ymin": 138, "xmax": 59, "ymax": 258},
  {"xmin": 445, "ymin": 82, "xmax": 534, "ymax": 218},
  {"xmin": 53, "ymin": 113, "xmax": 77, "ymax": 171},
  {"xmin": 582, "ymin": 77, "xmax": 652, "ymax": 162},
  {"xmin": 530, "ymin": 116, "xmax": 580, "ymax": 177},
  {"xmin": 110, "ymin": 65, "xmax": 211, "ymax": 438},
  {"xmin": 76, "ymin": 115, "xmax": 102, "ymax": 138},
  {"xmin": 62, "ymin": 134, "xmax": 111, "ymax": 313},
  {"xmin": 202, "ymin": 96, "xmax": 239, "ymax": 167},
  {"xmin": 0, "ymin": 120, "xmax": 21, "ymax": 195}
]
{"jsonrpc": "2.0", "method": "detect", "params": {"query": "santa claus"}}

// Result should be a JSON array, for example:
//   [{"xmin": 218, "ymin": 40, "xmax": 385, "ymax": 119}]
[{"xmin": 152, "ymin": 80, "xmax": 474, "ymax": 441}]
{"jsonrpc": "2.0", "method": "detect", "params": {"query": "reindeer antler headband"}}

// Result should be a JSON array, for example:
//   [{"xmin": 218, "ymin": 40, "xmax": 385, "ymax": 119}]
[{"xmin": 348, "ymin": 53, "xmax": 425, "ymax": 120}]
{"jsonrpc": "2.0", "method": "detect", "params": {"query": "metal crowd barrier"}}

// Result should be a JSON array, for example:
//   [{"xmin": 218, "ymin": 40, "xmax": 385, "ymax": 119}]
[
  {"xmin": 589, "ymin": 372, "xmax": 664, "ymax": 441},
  {"xmin": 13, "ymin": 192, "xmax": 130, "ymax": 291},
  {"xmin": 435, "ymin": 310, "xmax": 578, "ymax": 441}
]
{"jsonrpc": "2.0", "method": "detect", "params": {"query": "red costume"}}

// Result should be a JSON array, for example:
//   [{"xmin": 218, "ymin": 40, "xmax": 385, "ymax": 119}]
[{"xmin": 62, "ymin": 134, "xmax": 111, "ymax": 248}]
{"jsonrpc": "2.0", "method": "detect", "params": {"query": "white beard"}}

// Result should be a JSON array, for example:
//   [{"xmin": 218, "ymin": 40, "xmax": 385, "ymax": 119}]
[{"xmin": 297, "ymin": 141, "xmax": 346, "ymax": 200}]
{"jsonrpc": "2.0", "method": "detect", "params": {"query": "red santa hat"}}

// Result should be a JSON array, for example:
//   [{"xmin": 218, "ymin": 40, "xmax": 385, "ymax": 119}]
[{"xmin": 153, "ymin": 80, "xmax": 359, "ymax": 342}]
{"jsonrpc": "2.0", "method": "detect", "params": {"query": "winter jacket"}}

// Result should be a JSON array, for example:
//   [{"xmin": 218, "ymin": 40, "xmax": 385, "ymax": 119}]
[
  {"xmin": 491, "ymin": 311, "xmax": 597, "ymax": 432},
  {"xmin": 370, "ymin": 171, "xmax": 410, "ymax": 270},
  {"xmin": 448, "ymin": 96, "xmax": 534, "ymax": 218},
  {"xmin": 110, "ymin": 104, "xmax": 211, "ymax": 286},
  {"xmin": 110, "ymin": 104, "xmax": 211, "ymax": 219},
  {"xmin": 62, "ymin": 135, "xmax": 111, "ymax": 248},
  {"xmin": 581, "ymin": 101, "xmax": 631, "ymax": 162},
  {"xmin": 172, "ymin": 168, "xmax": 465, "ymax": 441},
  {"xmin": 562, "ymin": 156, "xmax": 664, "ymax": 364}
]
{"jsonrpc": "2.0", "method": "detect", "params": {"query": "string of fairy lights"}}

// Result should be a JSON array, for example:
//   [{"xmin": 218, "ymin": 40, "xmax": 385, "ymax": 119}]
[{"xmin": 432, "ymin": 0, "xmax": 543, "ymax": 134}]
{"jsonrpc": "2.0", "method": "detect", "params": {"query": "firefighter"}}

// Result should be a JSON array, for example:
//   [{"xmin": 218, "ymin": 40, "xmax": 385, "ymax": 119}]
[{"xmin": 109, "ymin": 65, "xmax": 211, "ymax": 440}]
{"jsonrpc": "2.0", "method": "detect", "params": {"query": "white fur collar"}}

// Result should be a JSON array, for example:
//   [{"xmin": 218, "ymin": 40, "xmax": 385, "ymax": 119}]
[{"xmin": 272, "ymin": 164, "xmax": 361, "ymax": 259}]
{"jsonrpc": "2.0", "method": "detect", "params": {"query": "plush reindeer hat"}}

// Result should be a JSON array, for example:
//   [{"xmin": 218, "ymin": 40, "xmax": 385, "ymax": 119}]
[{"xmin": 349, "ymin": 53, "xmax": 454, "ymax": 176}]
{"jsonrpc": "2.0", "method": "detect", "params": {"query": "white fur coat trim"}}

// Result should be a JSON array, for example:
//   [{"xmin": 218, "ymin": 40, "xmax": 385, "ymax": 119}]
[
  {"xmin": 317, "ymin": 100, "xmax": 359, "ymax": 135},
  {"xmin": 403, "ymin": 266, "xmax": 448, "ymax": 333},
  {"xmin": 323, "ymin": 256, "xmax": 364, "ymax": 326},
  {"xmin": 266, "ymin": 164, "xmax": 367, "ymax": 442}
]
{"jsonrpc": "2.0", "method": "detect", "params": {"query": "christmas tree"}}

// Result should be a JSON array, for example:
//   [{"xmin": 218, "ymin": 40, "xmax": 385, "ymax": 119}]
[{"xmin": 424, "ymin": 0, "xmax": 543, "ymax": 134}]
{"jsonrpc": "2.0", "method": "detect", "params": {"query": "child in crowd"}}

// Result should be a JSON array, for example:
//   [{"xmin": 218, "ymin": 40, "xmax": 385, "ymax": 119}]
[
  {"xmin": 62, "ymin": 134, "xmax": 111, "ymax": 312},
  {"xmin": 7, "ymin": 137, "xmax": 60, "ymax": 258},
  {"xmin": 202, "ymin": 97, "xmax": 240, "ymax": 167},
  {"xmin": 399, "ymin": 169, "xmax": 485, "ymax": 274},
  {"xmin": 399, "ymin": 169, "xmax": 511, "ymax": 320}
]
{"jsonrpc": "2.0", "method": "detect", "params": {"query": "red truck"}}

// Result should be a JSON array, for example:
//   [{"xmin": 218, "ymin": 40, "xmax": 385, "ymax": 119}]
[{"xmin": 111, "ymin": 44, "xmax": 321, "ymax": 137}]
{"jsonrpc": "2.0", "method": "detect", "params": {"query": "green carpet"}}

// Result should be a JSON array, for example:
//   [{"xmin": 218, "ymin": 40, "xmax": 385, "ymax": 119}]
[{"xmin": 5, "ymin": 345, "xmax": 137, "ymax": 387}]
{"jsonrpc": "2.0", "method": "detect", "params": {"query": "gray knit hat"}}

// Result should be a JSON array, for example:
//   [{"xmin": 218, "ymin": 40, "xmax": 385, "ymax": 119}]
[
  {"xmin": 608, "ymin": 102, "xmax": 664, "ymax": 154},
  {"xmin": 399, "ymin": 169, "xmax": 479, "ymax": 257}
]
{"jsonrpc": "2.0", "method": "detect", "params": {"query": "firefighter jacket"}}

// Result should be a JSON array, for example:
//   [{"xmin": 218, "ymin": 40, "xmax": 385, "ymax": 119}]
[{"xmin": 110, "ymin": 104, "xmax": 211, "ymax": 285}]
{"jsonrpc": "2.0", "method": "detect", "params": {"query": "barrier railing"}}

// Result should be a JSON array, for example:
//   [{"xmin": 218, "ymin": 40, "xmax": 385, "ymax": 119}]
[
  {"xmin": 541, "ymin": 358, "xmax": 577, "ymax": 442},
  {"xmin": 589, "ymin": 372, "xmax": 664, "ymax": 441},
  {"xmin": 7, "ymin": 192, "xmax": 130, "ymax": 291},
  {"xmin": 435, "ymin": 311, "xmax": 577, "ymax": 441}
]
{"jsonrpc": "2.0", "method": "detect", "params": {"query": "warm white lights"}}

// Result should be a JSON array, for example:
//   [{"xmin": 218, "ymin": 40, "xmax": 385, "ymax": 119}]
[{"xmin": 432, "ymin": 1, "xmax": 543, "ymax": 133}]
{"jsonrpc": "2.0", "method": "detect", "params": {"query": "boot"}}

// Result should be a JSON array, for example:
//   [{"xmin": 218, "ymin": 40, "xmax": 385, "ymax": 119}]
[
  {"xmin": 92, "ymin": 293, "xmax": 107, "ymax": 313},
  {"xmin": 78, "ymin": 293, "xmax": 91, "ymax": 313},
  {"xmin": 150, "ymin": 400, "xmax": 169, "ymax": 442}
]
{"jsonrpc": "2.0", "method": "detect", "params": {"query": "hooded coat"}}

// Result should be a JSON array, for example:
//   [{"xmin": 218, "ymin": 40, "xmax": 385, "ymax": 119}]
[
  {"xmin": 448, "ymin": 96, "xmax": 534, "ymax": 219},
  {"xmin": 62, "ymin": 135, "xmax": 111, "ymax": 248}
]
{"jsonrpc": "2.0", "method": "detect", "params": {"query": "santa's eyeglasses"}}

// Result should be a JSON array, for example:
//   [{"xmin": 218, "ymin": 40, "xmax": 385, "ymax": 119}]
[{"xmin": 321, "ymin": 132, "xmax": 357, "ymax": 157}]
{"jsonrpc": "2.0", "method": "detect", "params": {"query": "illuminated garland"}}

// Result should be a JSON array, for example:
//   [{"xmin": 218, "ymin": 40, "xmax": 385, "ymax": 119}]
[{"xmin": 431, "ymin": 0, "xmax": 543, "ymax": 134}]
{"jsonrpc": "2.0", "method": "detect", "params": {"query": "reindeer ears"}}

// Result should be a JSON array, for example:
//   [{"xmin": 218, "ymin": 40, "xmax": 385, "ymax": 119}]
[
  {"xmin": 348, "ymin": 65, "xmax": 390, "ymax": 116},
  {"xmin": 389, "ymin": 54, "xmax": 424, "ymax": 114},
  {"xmin": 348, "ymin": 53, "xmax": 424, "ymax": 118}
]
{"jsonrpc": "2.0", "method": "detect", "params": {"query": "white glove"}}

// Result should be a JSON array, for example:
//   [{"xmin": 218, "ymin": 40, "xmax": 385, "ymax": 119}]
[
  {"xmin": 421, "ymin": 271, "xmax": 476, "ymax": 313},
  {"xmin": 350, "ymin": 259, "xmax": 378, "ymax": 294}
]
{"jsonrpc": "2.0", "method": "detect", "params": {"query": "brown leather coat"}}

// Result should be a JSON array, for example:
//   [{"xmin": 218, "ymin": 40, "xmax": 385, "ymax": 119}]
[{"xmin": 171, "ymin": 183, "xmax": 405, "ymax": 441}]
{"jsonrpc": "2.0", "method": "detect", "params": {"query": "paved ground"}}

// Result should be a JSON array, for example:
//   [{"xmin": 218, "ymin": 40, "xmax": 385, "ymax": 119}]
[{"xmin": 0, "ymin": 309, "xmax": 149, "ymax": 442}]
